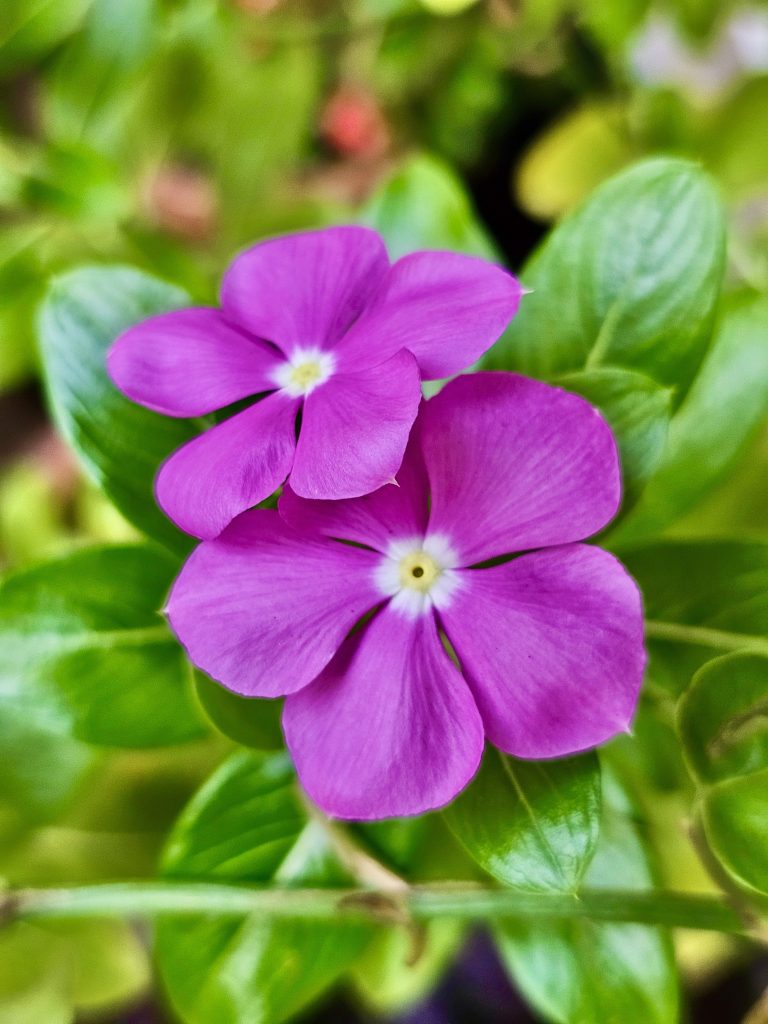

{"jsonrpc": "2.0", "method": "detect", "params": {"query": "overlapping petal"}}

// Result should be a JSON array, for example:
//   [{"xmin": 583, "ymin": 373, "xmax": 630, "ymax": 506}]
[
  {"xmin": 108, "ymin": 308, "xmax": 283, "ymax": 417},
  {"xmin": 279, "ymin": 434, "xmax": 428, "ymax": 552},
  {"xmin": 166, "ymin": 509, "xmax": 382, "ymax": 698},
  {"xmin": 289, "ymin": 349, "xmax": 422, "ymax": 500},
  {"xmin": 439, "ymin": 545, "xmax": 645, "ymax": 758},
  {"xmin": 156, "ymin": 394, "xmax": 299, "ymax": 540},
  {"xmin": 421, "ymin": 373, "xmax": 621, "ymax": 566},
  {"xmin": 334, "ymin": 252, "xmax": 521, "ymax": 379},
  {"xmin": 221, "ymin": 226, "xmax": 389, "ymax": 353},
  {"xmin": 283, "ymin": 608, "xmax": 484, "ymax": 819}
]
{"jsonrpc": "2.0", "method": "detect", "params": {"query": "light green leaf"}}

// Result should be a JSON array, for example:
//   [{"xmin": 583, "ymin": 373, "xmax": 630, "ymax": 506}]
[
  {"xmin": 703, "ymin": 768, "xmax": 768, "ymax": 896},
  {"xmin": 611, "ymin": 295, "xmax": 768, "ymax": 543},
  {"xmin": 359, "ymin": 153, "xmax": 499, "ymax": 261},
  {"xmin": 495, "ymin": 777, "xmax": 679, "ymax": 1024},
  {"xmin": 155, "ymin": 751, "xmax": 371, "ymax": 1024},
  {"xmin": 39, "ymin": 266, "xmax": 197, "ymax": 553},
  {"xmin": 194, "ymin": 673, "xmax": 283, "ymax": 751},
  {"xmin": 620, "ymin": 539, "xmax": 768, "ymax": 693},
  {"xmin": 486, "ymin": 158, "xmax": 725, "ymax": 393},
  {"xmin": 0, "ymin": 545, "xmax": 206, "ymax": 767},
  {"xmin": 351, "ymin": 919, "xmax": 463, "ymax": 1014},
  {"xmin": 678, "ymin": 653, "xmax": 768, "ymax": 786},
  {"xmin": 558, "ymin": 368, "xmax": 672, "ymax": 509},
  {"xmin": 444, "ymin": 751, "xmax": 601, "ymax": 893},
  {"xmin": 0, "ymin": 918, "xmax": 147, "ymax": 1024}
]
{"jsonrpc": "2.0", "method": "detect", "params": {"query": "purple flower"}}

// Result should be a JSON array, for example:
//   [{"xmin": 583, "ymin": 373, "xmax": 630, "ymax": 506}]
[
  {"xmin": 108, "ymin": 227, "xmax": 521, "ymax": 539},
  {"xmin": 167, "ymin": 373, "xmax": 646, "ymax": 820}
]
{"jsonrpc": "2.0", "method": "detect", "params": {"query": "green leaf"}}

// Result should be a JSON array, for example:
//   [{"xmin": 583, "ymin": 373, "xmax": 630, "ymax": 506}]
[
  {"xmin": 194, "ymin": 673, "xmax": 283, "ymax": 751},
  {"xmin": 703, "ymin": 768, "xmax": 768, "ymax": 896},
  {"xmin": 155, "ymin": 751, "xmax": 371, "ymax": 1024},
  {"xmin": 359, "ymin": 153, "xmax": 499, "ymax": 261},
  {"xmin": 350, "ymin": 919, "xmax": 463, "ymax": 1014},
  {"xmin": 39, "ymin": 266, "xmax": 197, "ymax": 554},
  {"xmin": 678, "ymin": 653, "xmax": 768, "ymax": 786},
  {"xmin": 0, "ymin": 0, "xmax": 91, "ymax": 74},
  {"xmin": 0, "ymin": 545, "xmax": 205, "ymax": 759},
  {"xmin": 0, "ymin": 918, "xmax": 148, "ymax": 1024},
  {"xmin": 558, "ymin": 368, "xmax": 672, "ymax": 509},
  {"xmin": 486, "ymin": 158, "xmax": 725, "ymax": 393},
  {"xmin": 494, "ymin": 777, "xmax": 679, "ymax": 1024},
  {"xmin": 611, "ymin": 295, "xmax": 768, "ymax": 543},
  {"xmin": 444, "ymin": 751, "xmax": 601, "ymax": 894},
  {"xmin": 620, "ymin": 539, "xmax": 768, "ymax": 693}
]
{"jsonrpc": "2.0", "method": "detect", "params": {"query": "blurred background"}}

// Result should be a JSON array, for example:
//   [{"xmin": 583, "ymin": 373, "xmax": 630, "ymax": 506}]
[{"xmin": 1, "ymin": 0, "xmax": 767, "ymax": 1021}]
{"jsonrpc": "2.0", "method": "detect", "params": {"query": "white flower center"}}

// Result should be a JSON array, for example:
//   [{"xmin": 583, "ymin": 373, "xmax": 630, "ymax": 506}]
[
  {"xmin": 273, "ymin": 347, "xmax": 335, "ymax": 397},
  {"xmin": 375, "ymin": 535, "xmax": 461, "ymax": 617}
]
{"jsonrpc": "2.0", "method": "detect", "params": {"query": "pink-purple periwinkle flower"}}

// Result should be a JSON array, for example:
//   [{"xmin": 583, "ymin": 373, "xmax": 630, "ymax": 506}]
[
  {"xmin": 167, "ymin": 373, "xmax": 646, "ymax": 821},
  {"xmin": 107, "ymin": 226, "xmax": 521, "ymax": 540}
]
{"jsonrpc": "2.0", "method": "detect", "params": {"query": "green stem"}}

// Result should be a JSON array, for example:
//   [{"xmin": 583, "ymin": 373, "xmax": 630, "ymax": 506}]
[
  {"xmin": 2, "ymin": 882, "xmax": 760, "ymax": 937},
  {"xmin": 644, "ymin": 620, "xmax": 768, "ymax": 657}
]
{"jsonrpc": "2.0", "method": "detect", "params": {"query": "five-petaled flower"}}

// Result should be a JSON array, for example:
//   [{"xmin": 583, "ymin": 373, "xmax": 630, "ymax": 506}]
[
  {"xmin": 108, "ymin": 227, "xmax": 521, "ymax": 539},
  {"xmin": 167, "ymin": 373, "xmax": 646, "ymax": 820}
]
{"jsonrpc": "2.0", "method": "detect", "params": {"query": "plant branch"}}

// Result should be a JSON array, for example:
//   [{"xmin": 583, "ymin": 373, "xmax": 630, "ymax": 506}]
[
  {"xmin": 644, "ymin": 620, "xmax": 768, "ymax": 657},
  {"xmin": 1, "ymin": 882, "xmax": 763, "ymax": 939}
]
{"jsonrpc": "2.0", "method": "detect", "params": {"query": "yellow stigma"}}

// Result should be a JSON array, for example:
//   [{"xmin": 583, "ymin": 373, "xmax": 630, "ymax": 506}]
[
  {"xmin": 289, "ymin": 361, "xmax": 323, "ymax": 392},
  {"xmin": 398, "ymin": 551, "xmax": 441, "ymax": 593}
]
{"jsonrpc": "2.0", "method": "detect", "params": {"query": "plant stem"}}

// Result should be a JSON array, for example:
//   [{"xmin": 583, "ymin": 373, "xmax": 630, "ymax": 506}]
[
  {"xmin": 644, "ymin": 620, "xmax": 768, "ymax": 657},
  {"xmin": 2, "ymin": 882, "xmax": 761, "ymax": 938}
]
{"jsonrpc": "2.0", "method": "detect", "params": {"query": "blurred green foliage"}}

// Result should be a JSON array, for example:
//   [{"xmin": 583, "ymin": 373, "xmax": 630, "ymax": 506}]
[{"xmin": 2, "ymin": 0, "xmax": 768, "ymax": 1022}]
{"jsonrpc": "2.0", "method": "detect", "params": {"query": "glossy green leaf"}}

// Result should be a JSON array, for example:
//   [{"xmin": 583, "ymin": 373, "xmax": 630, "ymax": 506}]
[
  {"xmin": 444, "ymin": 751, "xmax": 601, "ymax": 893},
  {"xmin": 0, "ymin": 545, "xmax": 205, "ymax": 762},
  {"xmin": 612, "ymin": 295, "xmax": 768, "ymax": 543},
  {"xmin": 678, "ymin": 653, "xmax": 768, "ymax": 786},
  {"xmin": 703, "ymin": 768, "xmax": 768, "ymax": 896},
  {"xmin": 558, "ymin": 368, "xmax": 672, "ymax": 509},
  {"xmin": 486, "ymin": 158, "xmax": 725, "ymax": 392},
  {"xmin": 194, "ymin": 673, "xmax": 283, "ymax": 751},
  {"xmin": 620, "ymin": 539, "xmax": 768, "ymax": 693},
  {"xmin": 495, "ymin": 777, "xmax": 679, "ymax": 1024},
  {"xmin": 39, "ymin": 266, "xmax": 197, "ymax": 553},
  {"xmin": 155, "ymin": 751, "xmax": 371, "ymax": 1024},
  {"xmin": 360, "ymin": 153, "xmax": 499, "ymax": 261}
]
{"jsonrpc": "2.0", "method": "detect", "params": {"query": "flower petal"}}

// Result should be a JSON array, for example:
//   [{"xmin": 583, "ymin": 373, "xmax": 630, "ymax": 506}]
[
  {"xmin": 288, "ymin": 349, "xmax": 422, "ymax": 500},
  {"xmin": 440, "ymin": 545, "xmax": 645, "ymax": 758},
  {"xmin": 166, "ymin": 509, "xmax": 381, "ymax": 697},
  {"xmin": 334, "ymin": 252, "xmax": 521, "ymax": 379},
  {"xmin": 221, "ymin": 226, "xmax": 389, "ymax": 353},
  {"xmin": 283, "ymin": 608, "xmax": 484, "ymax": 819},
  {"xmin": 108, "ymin": 308, "xmax": 282, "ymax": 417},
  {"xmin": 156, "ymin": 393, "xmax": 299, "ymax": 539},
  {"xmin": 421, "ymin": 373, "xmax": 620, "ymax": 565},
  {"xmin": 279, "ymin": 431, "xmax": 428, "ymax": 552}
]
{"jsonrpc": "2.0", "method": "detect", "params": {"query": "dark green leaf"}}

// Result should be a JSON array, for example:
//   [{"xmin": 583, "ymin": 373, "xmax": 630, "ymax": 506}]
[
  {"xmin": 494, "ymin": 776, "xmax": 679, "ymax": 1024},
  {"xmin": 39, "ymin": 266, "xmax": 197, "ymax": 553},
  {"xmin": 444, "ymin": 751, "xmax": 601, "ymax": 894},
  {"xmin": 155, "ymin": 751, "xmax": 371, "ymax": 1024},
  {"xmin": 703, "ymin": 768, "xmax": 768, "ymax": 896},
  {"xmin": 194, "ymin": 673, "xmax": 283, "ymax": 751},
  {"xmin": 678, "ymin": 653, "xmax": 768, "ymax": 786},
  {"xmin": 0, "ymin": 544, "xmax": 205, "ymax": 752},
  {"xmin": 558, "ymin": 368, "xmax": 672, "ymax": 509},
  {"xmin": 360, "ymin": 154, "xmax": 499, "ymax": 261},
  {"xmin": 620, "ymin": 539, "xmax": 768, "ymax": 693},
  {"xmin": 486, "ymin": 158, "xmax": 725, "ymax": 393},
  {"xmin": 612, "ymin": 295, "xmax": 768, "ymax": 543}
]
